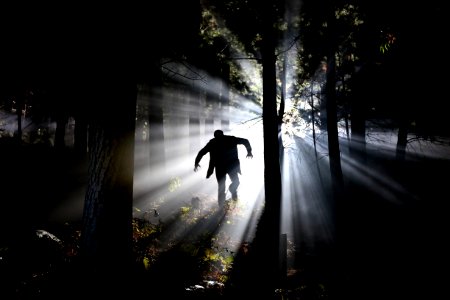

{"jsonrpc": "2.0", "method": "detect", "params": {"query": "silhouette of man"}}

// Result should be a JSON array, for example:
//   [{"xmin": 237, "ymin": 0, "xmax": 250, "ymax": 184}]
[{"xmin": 194, "ymin": 129, "xmax": 253, "ymax": 207}]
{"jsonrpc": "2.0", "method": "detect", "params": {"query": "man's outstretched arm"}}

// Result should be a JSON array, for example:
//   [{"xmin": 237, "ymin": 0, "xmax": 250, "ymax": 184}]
[
  {"xmin": 236, "ymin": 137, "xmax": 253, "ymax": 158},
  {"xmin": 194, "ymin": 146, "xmax": 209, "ymax": 171}
]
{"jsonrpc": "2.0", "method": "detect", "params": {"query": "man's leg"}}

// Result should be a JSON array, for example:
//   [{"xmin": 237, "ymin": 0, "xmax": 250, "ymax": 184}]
[
  {"xmin": 216, "ymin": 172, "xmax": 226, "ymax": 207},
  {"xmin": 228, "ymin": 169, "xmax": 240, "ymax": 200}
]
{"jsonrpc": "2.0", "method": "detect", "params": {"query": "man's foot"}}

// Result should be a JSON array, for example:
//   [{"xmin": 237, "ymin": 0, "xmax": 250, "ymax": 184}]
[{"xmin": 231, "ymin": 192, "xmax": 238, "ymax": 201}]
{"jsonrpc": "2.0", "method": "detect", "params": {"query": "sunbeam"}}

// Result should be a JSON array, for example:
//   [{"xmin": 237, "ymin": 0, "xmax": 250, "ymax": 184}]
[
  {"xmin": 280, "ymin": 128, "xmax": 336, "ymax": 256},
  {"xmin": 132, "ymin": 82, "xmax": 266, "ymax": 276}
]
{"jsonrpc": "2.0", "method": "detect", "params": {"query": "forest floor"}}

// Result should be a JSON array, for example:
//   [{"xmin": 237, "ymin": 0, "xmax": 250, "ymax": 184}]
[{"xmin": 1, "ymin": 136, "xmax": 449, "ymax": 299}]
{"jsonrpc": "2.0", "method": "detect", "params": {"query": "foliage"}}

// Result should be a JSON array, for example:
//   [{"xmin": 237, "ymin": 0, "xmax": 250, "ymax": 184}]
[
  {"xmin": 168, "ymin": 176, "xmax": 182, "ymax": 192},
  {"xmin": 199, "ymin": 3, "xmax": 263, "ymax": 105}
]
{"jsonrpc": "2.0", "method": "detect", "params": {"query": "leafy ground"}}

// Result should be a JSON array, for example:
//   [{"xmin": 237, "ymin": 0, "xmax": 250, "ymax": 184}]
[
  {"xmin": 0, "ymin": 199, "xmax": 330, "ymax": 299},
  {"xmin": 1, "ymin": 136, "xmax": 449, "ymax": 299}
]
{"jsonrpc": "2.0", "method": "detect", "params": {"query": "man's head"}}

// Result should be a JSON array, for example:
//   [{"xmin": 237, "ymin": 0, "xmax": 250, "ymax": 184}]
[{"xmin": 214, "ymin": 130, "xmax": 224, "ymax": 138}]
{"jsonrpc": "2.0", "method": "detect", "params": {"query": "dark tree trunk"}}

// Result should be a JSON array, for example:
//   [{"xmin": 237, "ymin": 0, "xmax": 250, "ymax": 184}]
[
  {"xmin": 247, "ymin": 1, "xmax": 283, "ymax": 297},
  {"xmin": 279, "ymin": 53, "xmax": 287, "ymax": 143},
  {"xmin": 79, "ymin": 80, "xmax": 137, "ymax": 296},
  {"xmin": 323, "ymin": 1, "xmax": 343, "ymax": 297},
  {"xmin": 311, "ymin": 83, "xmax": 318, "ymax": 151},
  {"xmin": 325, "ymin": 43, "xmax": 343, "ymax": 213}
]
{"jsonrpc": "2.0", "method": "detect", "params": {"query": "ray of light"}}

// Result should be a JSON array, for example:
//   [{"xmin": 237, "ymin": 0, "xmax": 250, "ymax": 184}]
[
  {"xmin": 133, "ymin": 83, "xmax": 266, "ymax": 261},
  {"xmin": 280, "ymin": 129, "xmax": 336, "ymax": 254}
]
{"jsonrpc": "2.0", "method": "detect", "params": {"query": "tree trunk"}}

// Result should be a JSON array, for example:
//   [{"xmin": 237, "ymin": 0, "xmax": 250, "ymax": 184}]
[
  {"xmin": 279, "ymin": 53, "xmax": 287, "ymax": 160},
  {"xmin": 325, "ymin": 43, "xmax": 343, "ymax": 215},
  {"xmin": 249, "ymin": 0, "xmax": 283, "ymax": 296},
  {"xmin": 79, "ymin": 80, "xmax": 137, "ymax": 296},
  {"xmin": 323, "ymin": 1, "xmax": 343, "ymax": 297}
]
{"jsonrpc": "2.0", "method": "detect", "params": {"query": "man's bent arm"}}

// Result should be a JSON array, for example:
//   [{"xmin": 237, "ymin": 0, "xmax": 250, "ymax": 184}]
[
  {"xmin": 236, "ymin": 137, "xmax": 252, "ymax": 157},
  {"xmin": 194, "ymin": 146, "xmax": 209, "ymax": 170}
]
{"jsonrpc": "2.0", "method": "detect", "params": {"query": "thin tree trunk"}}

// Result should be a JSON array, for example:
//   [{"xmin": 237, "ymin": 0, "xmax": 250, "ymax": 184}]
[
  {"xmin": 278, "ymin": 53, "xmax": 287, "ymax": 168},
  {"xmin": 311, "ymin": 82, "xmax": 317, "ymax": 151},
  {"xmin": 325, "ymin": 46, "xmax": 343, "ymax": 243},
  {"xmin": 325, "ymin": 0, "xmax": 344, "ymax": 211},
  {"xmin": 234, "ymin": 2, "xmax": 283, "ymax": 298},
  {"xmin": 324, "ymin": 1, "xmax": 343, "ymax": 297},
  {"xmin": 253, "ymin": 0, "xmax": 283, "ymax": 296}
]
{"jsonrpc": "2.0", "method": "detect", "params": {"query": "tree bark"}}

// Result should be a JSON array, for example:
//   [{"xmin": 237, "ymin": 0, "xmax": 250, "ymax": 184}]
[
  {"xmin": 323, "ymin": 2, "xmax": 344, "ymax": 298},
  {"xmin": 251, "ymin": 0, "xmax": 283, "ymax": 296},
  {"xmin": 79, "ymin": 79, "xmax": 137, "ymax": 296}
]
